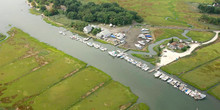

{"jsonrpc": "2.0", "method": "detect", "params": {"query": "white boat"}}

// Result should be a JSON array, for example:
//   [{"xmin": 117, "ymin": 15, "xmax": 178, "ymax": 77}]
[
  {"xmin": 108, "ymin": 51, "xmax": 117, "ymax": 57},
  {"xmin": 132, "ymin": 60, "xmax": 138, "ymax": 65},
  {"xmin": 94, "ymin": 43, "xmax": 100, "ymax": 49},
  {"xmin": 138, "ymin": 40, "xmax": 146, "ymax": 45},
  {"xmin": 117, "ymin": 53, "xmax": 124, "ymax": 57},
  {"xmin": 162, "ymin": 75, "xmax": 169, "ymax": 81},
  {"xmin": 154, "ymin": 71, "xmax": 162, "ymax": 78},
  {"xmin": 159, "ymin": 74, "xmax": 165, "ymax": 79},
  {"xmin": 59, "ymin": 31, "xmax": 63, "ymax": 34},
  {"xmin": 167, "ymin": 78, "xmax": 173, "ymax": 83},
  {"xmin": 136, "ymin": 62, "xmax": 142, "ymax": 68},
  {"xmin": 189, "ymin": 90, "xmax": 196, "ymax": 97},
  {"xmin": 100, "ymin": 47, "xmax": 107, "ymax": 51},
  {"xmin": 62, "ymin": 32, "xmax": 66, "ymax": 36},
  {"xmin": 87, "ymin": 42, "xmax": 93, "ymax": 47},
  {"xmin": 194, "ymin": 90, "xmax": 206, "ymax": 100},
  {"xmin": 135, "ymin": 44, "xmax": 142, "ymax": 49},
  {"xmin": 83, "ymin": 37, "xmax": 90, "ymax": 41},
  {"xmin": 185, "ymin": 89, "xmax": 192, "ymax": 95}
]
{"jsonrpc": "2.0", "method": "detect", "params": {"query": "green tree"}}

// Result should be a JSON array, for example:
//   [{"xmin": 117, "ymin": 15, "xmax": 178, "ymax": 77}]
[
  {"xmin": 31, "ymin": 1, "xmax": 36, "ymax": 8},
  {"xmin": 67, "ymin": 12, "xmax": 78, "ymax": 19}
]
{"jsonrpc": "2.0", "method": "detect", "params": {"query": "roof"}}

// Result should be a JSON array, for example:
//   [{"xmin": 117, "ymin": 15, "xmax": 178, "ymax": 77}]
[
  {"xmin": 170, "ymin": 42, "xmax": 177, "ymax": 46},
  {"xmin": 96, "ymin": 30, "xmax": 112, "ymax": 38},
  {"xmin": 178, "ymin": 44, "xmax": 185, "ymax": 48},
  {"xmin": 83, "ymin": 26, "xmax": 92, "ymax": 33}
]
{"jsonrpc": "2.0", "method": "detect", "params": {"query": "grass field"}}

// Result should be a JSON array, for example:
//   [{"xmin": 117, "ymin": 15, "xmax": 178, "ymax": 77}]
[
  {"xmin": 0, "ymin": 28, "xmax": 140, "ymax": 109},
  {"xmin": 31, "ymin": 66, "xmax": 111, "ymax": 110},
  {"xmin": 186, "ymin": 31, "xmax": 215, "ymax": 42},
  {"xmin": 208, "ymin": 84, "xmax": 220, "ymax": 100},
  {"xmin": 129, "ymin": 103, "xmax": 150, "ymax": 110},
  {"xmin": 153, "ymin": 29, "xmax": 186, "ymax": 42},
  {"xmin": 70, "ymin": 81, "xmax": 138, "ymax": 110},
  {"xmin": 82, "ymin": 0, "xmax": 217, "ymax": 29},
  {"xmin": 161, "ymin": 42, "xmax": 220, "ymax": 75},
  {"xmin": 180, "ymin": 58, "xmax": 220, "ymax": 90}
]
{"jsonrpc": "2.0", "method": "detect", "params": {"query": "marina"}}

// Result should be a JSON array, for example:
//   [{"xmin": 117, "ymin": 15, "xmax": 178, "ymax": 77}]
[
  {"xmin": 154, "ymin": 71, "xmax": 206, "ymax": 100},
  {"xmin": 66, "ymin": 31, "xmax": 206, "ymax": 100},
  {"xmin": 0, "ymin": 0, "xmax": 219, "ymax": 109}
]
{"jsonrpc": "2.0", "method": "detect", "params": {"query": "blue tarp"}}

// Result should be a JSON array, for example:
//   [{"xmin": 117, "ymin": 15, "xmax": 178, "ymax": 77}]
[
  {"xmin": 145, "ymin": 35, "xmax": 152, "ymax": 38},
  {"xmin": 110, "ymin": 35, "xmax": 116, "ymax": 38}
]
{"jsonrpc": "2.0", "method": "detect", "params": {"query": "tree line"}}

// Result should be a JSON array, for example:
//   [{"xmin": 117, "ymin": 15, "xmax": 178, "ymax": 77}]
[{"xmin": 30, "ymin": 0, "xmax": 143, "ymax": 26}]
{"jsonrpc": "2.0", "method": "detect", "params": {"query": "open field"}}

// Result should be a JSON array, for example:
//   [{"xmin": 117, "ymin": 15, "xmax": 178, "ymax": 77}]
[
  {"xmin": 186, "ymin": 31, "xmax": 215, "ymax": 42},
  {"xmin": 208, "ymin": 84, "xmax": 220, "ymax": 100},
  {"xmin": 31, "ymin": 66, "xmax": 111, "ymax": 110},
  {"xmin": 180, "ymin": 58, "xmax": 220, "ymax": 90},
  {"xmin": 161, "ymin": 42, "xmax": 220, "ymax": 75},
  {"xmin": 70, "ymin": 81, "xmax": 138, "ymax": 110},
  {"xmin": 82, "ymin": 0, "xmax": 218, "ymax": 29},
  {"xmin": 153, "ymin": 29, "xmax": 186, "ymax": 42},
  {"xmin": 129, "ymin": 103, "xmax": 150, "ymax": 110},
  {"xmin": 0, "ymin": 28, "xmax": 139, "ymax": 109}
]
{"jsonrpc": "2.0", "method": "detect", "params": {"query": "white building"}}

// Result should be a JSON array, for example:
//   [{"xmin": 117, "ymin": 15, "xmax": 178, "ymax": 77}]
[
  {"xmin": 83, "ymin": 25, "xmax": 93, "ymax": 34},
  {"xmin": 96, "ymin": 30, "xmax": 112, "ymax": 39}
]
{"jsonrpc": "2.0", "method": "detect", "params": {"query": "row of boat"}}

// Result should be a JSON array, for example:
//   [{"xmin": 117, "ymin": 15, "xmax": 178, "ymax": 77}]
[
  {"xmin": 70, "ymin": 35, "xmax": 108, "ymax": 51},
  {"xmin": 108, "ymin": 50, "xmax": 150, "ymax": 71},
  {"xmin": 154, "ymin": 71, "xmax": 206, "ymax": 100}
]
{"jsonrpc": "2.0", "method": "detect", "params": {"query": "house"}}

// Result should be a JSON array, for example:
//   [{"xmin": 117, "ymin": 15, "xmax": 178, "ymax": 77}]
[
  {"xmin": 169, "ymin": 42, "xmax": 177, "ymax": 49},
  {"xmin": 96, "ymin": 30, "xmax": 112, "ymax": 39},
  {"xmin": 177, "ymin": 44, "xmax": 185, "ymax": 49},
  {"xmin": 83, "ymin": 25, "xmax": 93, "ymax": 34}
]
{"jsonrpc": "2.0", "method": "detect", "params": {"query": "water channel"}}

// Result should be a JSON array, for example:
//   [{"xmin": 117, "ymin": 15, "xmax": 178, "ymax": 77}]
[{"xmin": 0, "ymin": 0, "xmax": 219, "ymax": 110}]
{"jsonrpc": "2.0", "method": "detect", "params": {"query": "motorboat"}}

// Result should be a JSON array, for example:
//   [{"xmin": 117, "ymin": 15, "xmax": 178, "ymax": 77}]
[{"xmin": 154, "ymin": 71, "xmax": 162, "ymax": 78}]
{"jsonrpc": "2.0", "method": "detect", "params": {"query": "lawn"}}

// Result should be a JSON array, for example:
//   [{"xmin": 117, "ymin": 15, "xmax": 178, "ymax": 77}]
[
  {"xmin": 70, "ymin": 81, "xmax": 138, "ymax": 110},
  {"xmin": 161, "ymin": 42, "xmax": 220, "ymax": 75},
  {"xmin": 129, "ymin": 103, "xmax": 150, "ymax": 110},
  {"xmin": 180, "ymin": 58, "xmax": 220, "ymax": 90},
  {"xmin": 186, "ymin": 31, "xmax": 215, "ymax": 42},
  {"xmin": 208, "ymin": 84, "xmax": 220, "ymax": 100},
  {"xmin": 31, "ymin": 66, "xmax": 111, "ymax": 110},
  {"xmin": 153, "ymin": 29, "xmax": 186, "ymax": 42}
]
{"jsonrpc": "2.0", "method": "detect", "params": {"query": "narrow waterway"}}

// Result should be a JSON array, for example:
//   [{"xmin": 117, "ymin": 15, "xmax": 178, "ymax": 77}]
[{"xmin": 0, "ymin": 0, "xmax": 219, "ymax": 110}]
